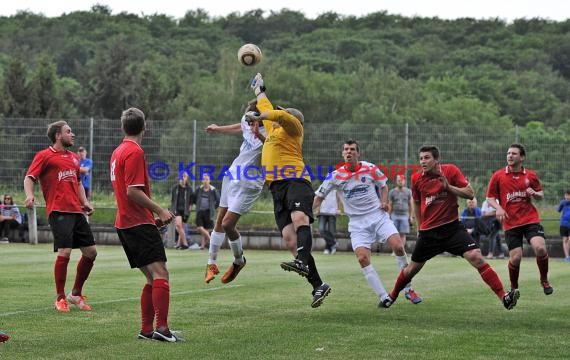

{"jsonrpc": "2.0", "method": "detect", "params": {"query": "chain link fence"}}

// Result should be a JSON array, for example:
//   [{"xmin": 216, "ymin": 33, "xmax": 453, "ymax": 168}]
[{"xmin": 1, "ymin": 117, "xmax": 568, "ymax": 205}]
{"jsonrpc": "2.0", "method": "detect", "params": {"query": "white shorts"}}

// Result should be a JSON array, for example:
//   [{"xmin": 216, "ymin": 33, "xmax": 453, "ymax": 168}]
[
  {"xmin": 349, "ymin": 211, "xmax": 399, "ymax": 251},
  {"xmin": 219, "ymin": 176, "xmax": 263, "ymax": 215}
]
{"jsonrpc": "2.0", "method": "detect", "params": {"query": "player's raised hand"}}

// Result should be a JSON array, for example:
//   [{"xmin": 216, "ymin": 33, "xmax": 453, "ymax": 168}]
[{"xmin": 250, "ymin": 73, "xmax": 265, "ymax": 96}]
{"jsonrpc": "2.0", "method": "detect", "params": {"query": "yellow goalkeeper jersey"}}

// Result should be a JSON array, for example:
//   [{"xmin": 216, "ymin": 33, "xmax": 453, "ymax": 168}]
[{"xmin": 257, "ymin": 97, "xmax": 310, "ymax": 183}]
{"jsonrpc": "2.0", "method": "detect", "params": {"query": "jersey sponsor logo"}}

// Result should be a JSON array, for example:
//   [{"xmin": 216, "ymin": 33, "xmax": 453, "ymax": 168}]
[
  {"xmin": 343, "ymin": 185, "xmax": 368, "ymax": 199},
  {"xmin": 425, "ymin": 191, "xmax": 447, "ymax": 206},
  {"xmin": 506, "ymin": 191, "xmax": 527, "ymax": 203},
  {"xmin": 57, "ymin": 169, "xmax": 76, "ymax": 182}
]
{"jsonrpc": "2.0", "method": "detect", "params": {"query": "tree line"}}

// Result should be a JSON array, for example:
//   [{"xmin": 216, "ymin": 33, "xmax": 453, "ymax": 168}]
[{"xmin": 0, "ymin": 6, "xmax": 568, "ymax": 129}]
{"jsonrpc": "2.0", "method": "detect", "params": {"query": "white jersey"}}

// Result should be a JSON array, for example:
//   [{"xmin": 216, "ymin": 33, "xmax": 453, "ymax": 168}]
[
  {"xmin": 316, "ymin": 161, "xmax": 387, "ymax": 217},
  {"xmin": 227, "ymin": 115, "xmax": 266, "ymax": 189}
]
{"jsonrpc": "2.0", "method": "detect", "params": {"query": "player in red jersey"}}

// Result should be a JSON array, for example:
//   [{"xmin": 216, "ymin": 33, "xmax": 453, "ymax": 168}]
[
  {"xmin": 24, "ymin": 121, "xmax": 97, "ymax": 313},
  {"xmin": 387, "ymin": 145, "xmax": 519, "ymax": 310},
  {"xmin": 486, "ymin": 143, "xmax": 553, "ymax": 295},
  {"xmin": 110, "ymin": 107, "xmax": 181, "ymax": 342}
]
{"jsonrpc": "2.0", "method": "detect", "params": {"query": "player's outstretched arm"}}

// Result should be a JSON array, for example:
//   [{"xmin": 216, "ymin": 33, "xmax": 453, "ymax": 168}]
[{"xmin": 205, "ymin": 123, "xmax": 242, "ymax": 135}]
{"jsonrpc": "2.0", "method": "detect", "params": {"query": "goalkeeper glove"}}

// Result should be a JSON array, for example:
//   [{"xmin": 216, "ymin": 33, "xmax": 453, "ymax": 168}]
[{"xmin": 250, "ymin": 73, "xmax": 266, "ymax": 96}]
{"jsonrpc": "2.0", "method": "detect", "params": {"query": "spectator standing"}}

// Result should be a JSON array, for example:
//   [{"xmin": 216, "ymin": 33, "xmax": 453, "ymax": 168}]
[
  {"xmin": 193, "ymin": 174, "xmax": 220, "ymax": 250},
  {"xmin": 388, "ymin": 175, "xmax": 413, "ymax": 251},
  {"xmin": 78, "ymin": 146, "xmax": 93, "ymax": 200},
  {"xmin": 481, "ymin": 199, "xmax": 505, "ymax": 259},
  {"xmin": 557, "ymin": 189, "xmax": 570, "ymax": 262},
  {"xmin": 170, "ymin": 171, "xmax": 193, "ymax": 250},
  {"xmin": 316, "ymin": 189, "xmax": 343, "ymax": 255}
]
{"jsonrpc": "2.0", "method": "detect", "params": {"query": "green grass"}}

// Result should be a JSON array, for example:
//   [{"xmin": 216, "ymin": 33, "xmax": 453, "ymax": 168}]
[{"xmin": 1, "ymin": 244, "xmax": 569, "ymax": 359}]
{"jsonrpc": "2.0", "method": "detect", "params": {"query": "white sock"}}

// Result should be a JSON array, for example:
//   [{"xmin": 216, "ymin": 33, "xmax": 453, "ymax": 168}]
[
  {"xmin": 362, "ymin": 264, "xmax": 388, "ymax": 298},
  {"xmin": 395, "ymin": 254, "xmax": 412, "ymax": 292},
  {"xmin": 207, "ymin": 231, "xmax": 225, "ymax": 265},
  {"xmin": 229, "ymin": 237, "xmax": 245, "ymax": 265}
]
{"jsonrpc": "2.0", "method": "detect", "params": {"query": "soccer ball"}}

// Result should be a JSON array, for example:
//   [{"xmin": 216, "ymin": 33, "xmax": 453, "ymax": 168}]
[{"xmin": 237, "ymin": 44, "xmax": 262, "ymax": 66}]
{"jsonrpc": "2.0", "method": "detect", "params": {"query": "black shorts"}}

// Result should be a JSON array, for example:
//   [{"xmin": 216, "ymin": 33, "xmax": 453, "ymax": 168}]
[
  {"xmin": 411, "ymin": 220, "xmax": 479, "ymax": 263},
  {"xmin": 504, "ymin": 223, "xmax": 545, "ymax": 250},
  {"xmin": 196, "ymin": 210, "xmax": 213, "ymax": 229},
  {"xmin": 175, "ymin": 210, "xmax": 189, "ymax": 223},
  {"xmin": 560, "ymin": 226, "xmax": 570, "ymax": 237},
  {"xmin": 48, "ymin": 211, "xmax": 95, "ymax": 252},
  {"xmin": 269, "ymin": 179, "xmax": 315, "ymax": 233},
  {"xmin": 116, "ymin": 224, "xmax": 167, "ymax": 269}
]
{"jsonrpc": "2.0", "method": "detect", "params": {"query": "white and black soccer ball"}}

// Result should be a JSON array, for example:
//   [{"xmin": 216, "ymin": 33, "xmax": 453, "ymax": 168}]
[{"xmin": 237, "ymin": 44, "xmax": 262, "ymax": 66}]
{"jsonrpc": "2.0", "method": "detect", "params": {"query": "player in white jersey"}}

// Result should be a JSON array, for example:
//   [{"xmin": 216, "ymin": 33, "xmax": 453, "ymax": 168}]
[
  {"xmin": 204, "ymin": 100, "xmax": 267, "ymax": 284},
  {"xmin": 314, "ymin": 139, "xmax": 422, "ymax": 308}
]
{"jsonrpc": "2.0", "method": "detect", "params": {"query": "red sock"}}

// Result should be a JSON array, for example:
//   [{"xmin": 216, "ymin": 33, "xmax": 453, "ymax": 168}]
[
  {"xmin": 72, "ymin": 256, "xmax": 95, "ymax": 296},
  {"xmin": 152, "ymin": 279, "xmax": 170, "ymax": 331},
  {"xmin": 508, "ymin": 261, "xmax": 520, "ymax": 289},
  {"xmin": 536, "ymin": 254, "xmax": 549, "ymax": 282},
  {"xmin": 141, "ymin": 284, "xmax": 154, "ymax": 334},
  {"xmin": 477, "ymin": 263, "xmax": 506, "ymax": 299},
  {"xmin": 389, "ymin": 270, "xmax": 408, "ymax": 300},
  {"xmin": 54, "ymin": 256, "xmax": 69, "ymax": 300}
]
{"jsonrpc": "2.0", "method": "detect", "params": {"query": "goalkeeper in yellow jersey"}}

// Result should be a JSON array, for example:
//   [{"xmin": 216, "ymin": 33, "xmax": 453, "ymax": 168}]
[{"xmin": 246, "ymin": 73, "xmax": 331, "ymax": 308}]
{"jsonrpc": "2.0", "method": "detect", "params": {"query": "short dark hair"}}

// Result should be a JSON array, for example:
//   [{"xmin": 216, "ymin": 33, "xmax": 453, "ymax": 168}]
[
  {"xmin": 565, "ymin": 189, "xmax": 570, "ymax": 195},
  {"xmin": 418, "ymin": 145, "xmax": 440, "ymax": 159},
  {"xmin": 509, "ymin": 143, "xmax": 526, "ymax": 157},
  {"xmin": 343, "ymin": 139, "xmax": 360, "ymax": 152},
  {"xmin": 121, "ymin": 107, "xmax": 146, "ymax": 136},
  {"xmin": 244, "ymin": 99, "xmax": 258, "ymax": 113},
  {"xmin": 46, "ymin": 120, "xmax": 68, "ymax": 143}
]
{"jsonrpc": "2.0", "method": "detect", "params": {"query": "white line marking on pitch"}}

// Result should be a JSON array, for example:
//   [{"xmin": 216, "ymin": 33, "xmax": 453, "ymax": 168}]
[{"xmin": 0, "ymin": 285, "xmax": 241, "ymax": 317}]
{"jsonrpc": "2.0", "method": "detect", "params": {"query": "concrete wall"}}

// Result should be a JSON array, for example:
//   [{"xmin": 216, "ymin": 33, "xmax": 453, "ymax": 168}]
[{"xmin": 36, "ymin": 226, "xmax": 565, "ymax": 258}]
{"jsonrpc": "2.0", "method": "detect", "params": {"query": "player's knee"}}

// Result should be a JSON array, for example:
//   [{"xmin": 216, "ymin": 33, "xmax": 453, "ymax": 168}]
[
  {"xmin": 534, "ymin": 246, "xmax": 548, "ymax": 257},
  {"xmin": 464, "ymin": 249, "xmax": 484, "ymax": 266},
  {"xmin": 291, "ymin": 211, "xmax": 309, "ymax": 227}
]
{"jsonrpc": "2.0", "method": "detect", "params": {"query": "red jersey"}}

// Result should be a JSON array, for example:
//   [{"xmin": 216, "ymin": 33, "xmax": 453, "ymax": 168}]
[
  {"xmin": 411, "ymin": 164, "xmax": 469, "ymax": 230},
  {"xmin": 26, "ymin": 146, "xmax": 83, "ymax": 216},
  {"xmin": 110, "ymin": 139, "xmax": 155, "ymax": 229},
  {"xmin": 486, "ymin": 166, "xmax": 541, "ymax": 231}
]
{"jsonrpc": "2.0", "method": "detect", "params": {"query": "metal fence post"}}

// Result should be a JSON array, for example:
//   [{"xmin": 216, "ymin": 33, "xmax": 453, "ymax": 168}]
[{"xmin": 28, "ymin": 207, "xmax": 38, "ymax": 245}]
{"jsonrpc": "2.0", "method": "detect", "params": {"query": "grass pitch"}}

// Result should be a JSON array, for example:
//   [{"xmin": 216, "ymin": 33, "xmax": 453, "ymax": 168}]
[{"xmin": 0, "ymin": 244, "xmax": 569, "ymax": 359}]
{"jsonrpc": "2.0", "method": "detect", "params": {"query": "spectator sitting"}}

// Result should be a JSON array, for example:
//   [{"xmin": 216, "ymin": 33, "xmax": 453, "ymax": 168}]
[
  {"xmin": 460, "ymin": 198, "xmax": 482, "ymax": 243},
  {"xmin": 0, "ymin": 194, "xmax": 23, "ymax": 243}
]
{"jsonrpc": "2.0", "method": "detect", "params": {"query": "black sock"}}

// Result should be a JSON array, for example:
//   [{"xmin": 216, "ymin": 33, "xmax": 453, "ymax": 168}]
[
  {"xmin": 307, "ymin": 254, "xmax": 323, "ymax": 290},
  {"xmin": 296, "ymin": 225, "xmax": 312, "ymax": 264}
]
